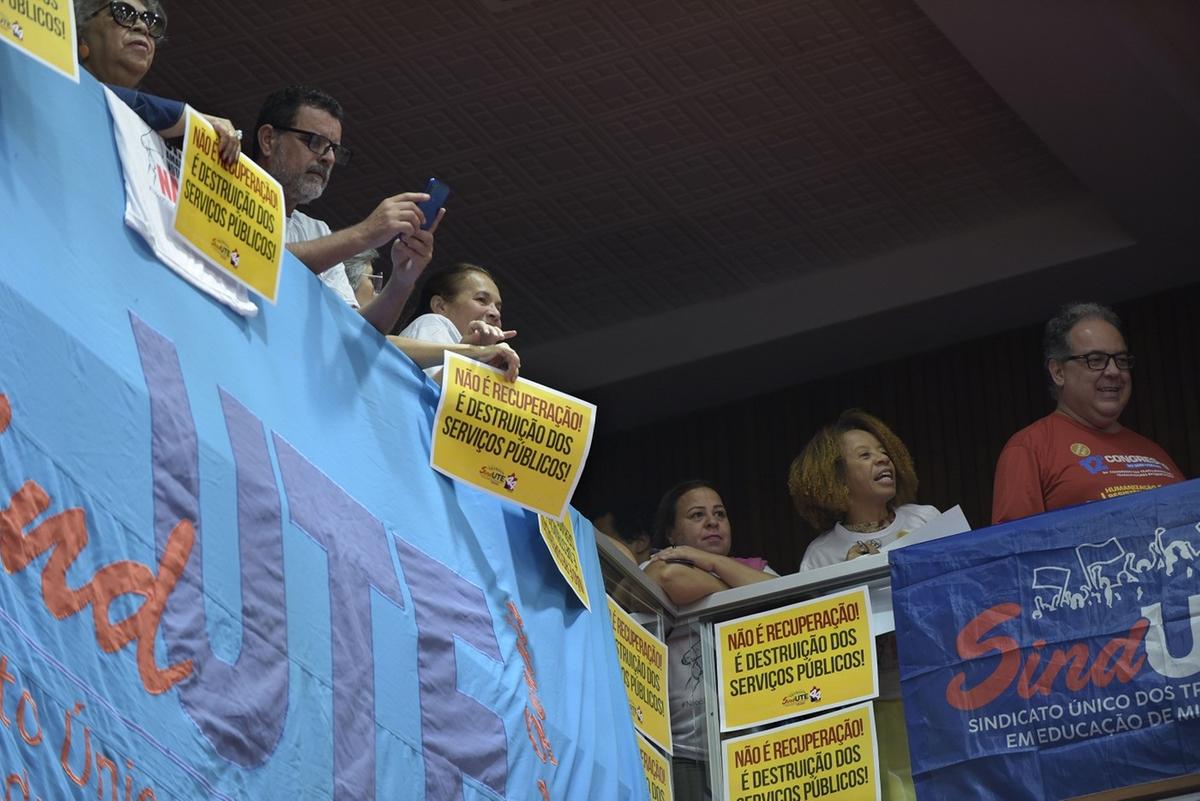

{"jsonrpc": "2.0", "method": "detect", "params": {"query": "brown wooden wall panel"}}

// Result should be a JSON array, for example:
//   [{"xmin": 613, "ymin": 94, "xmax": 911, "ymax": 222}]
[{"xmin": 576, "ymin": 283, "xmax": 1200, "ymax": 574}]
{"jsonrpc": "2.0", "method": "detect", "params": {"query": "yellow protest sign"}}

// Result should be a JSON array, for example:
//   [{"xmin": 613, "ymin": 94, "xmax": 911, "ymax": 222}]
[
  {"xmin": 607, "ymin": 596, "xmax": 671, "ymax": 753},
  {"xmin": 430, "ymin": 352, "xmax": 596, "ymax": 519},
  {"xmin": 173, "ymin": 110, "xmax": 285, "ymax": 303},
  {"xmin": 0, "ymin": 0, "xmax": 77, "ymax": 81},
  {"xmin": 636, "ymin": 732, "xmax": 674, "ymax": 801},
  {"xmin": 723, "ymin": 702, "xmax": 879, "ymax": 801},
  {"xmin": 537, "ymin": 514, "xmax": 590, "ymax": 609},
  {"xmin": 716, "ymin": 586, "xmax": 876, "ymax": 731}
]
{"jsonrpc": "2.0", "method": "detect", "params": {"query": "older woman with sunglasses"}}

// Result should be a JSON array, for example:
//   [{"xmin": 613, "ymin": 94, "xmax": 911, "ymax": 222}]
[{"xmin": 76, "ymin": 0, "xmax": 241, "ymax": 165}]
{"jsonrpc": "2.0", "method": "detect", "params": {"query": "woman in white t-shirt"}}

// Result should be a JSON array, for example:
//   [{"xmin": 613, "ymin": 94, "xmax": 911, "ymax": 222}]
[
  {"xmin": 789, "ymin": 409, "xmax": 936, "ymax": 801},
  {"xmin": 392, "ymin": 263, "xmax": 520, "ymax": 382},
  {"xmin": 790, "ymin": 409, "xmax": 938, "ymax": 571}
]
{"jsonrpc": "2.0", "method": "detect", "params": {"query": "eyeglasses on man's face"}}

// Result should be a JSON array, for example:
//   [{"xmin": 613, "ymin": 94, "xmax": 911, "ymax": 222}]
[
  {"xmin": 90, "ymin": 1, "xmax": 167, "ymax": 39},
  {"xmin": 273, "ymin": 126, "xmax": 353, "ymax": 166},
  {"xmin": 1063, "ymin": 351, "xmax": 1135, "ymax": 371}
]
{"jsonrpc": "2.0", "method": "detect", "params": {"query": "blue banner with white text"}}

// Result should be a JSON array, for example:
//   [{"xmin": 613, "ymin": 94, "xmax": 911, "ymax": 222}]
[
  {"xmin": 0, "ymin": 49, "xmax": 646, "ymax": 801},
  {"xmin": 892, "ymin": 481, "xmax": 1200, "ymax": 800}
]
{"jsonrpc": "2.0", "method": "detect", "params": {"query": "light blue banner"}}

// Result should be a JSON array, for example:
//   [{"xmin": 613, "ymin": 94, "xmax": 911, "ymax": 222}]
[{"xmin": 0, "ymin": 50, "xmax": 646, "ymax": 801}]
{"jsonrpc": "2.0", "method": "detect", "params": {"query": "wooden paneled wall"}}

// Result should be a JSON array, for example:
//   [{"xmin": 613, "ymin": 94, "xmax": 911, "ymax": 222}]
[{"xmin": 575, "ymin": 283, "xmax": 1200, "ymax": 574}]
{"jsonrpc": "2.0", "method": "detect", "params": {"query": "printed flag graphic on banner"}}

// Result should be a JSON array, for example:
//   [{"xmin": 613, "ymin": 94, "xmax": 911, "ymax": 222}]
[{"xmin": 891, "ymin": 480, "xmax": 1200, "ymax": 801}]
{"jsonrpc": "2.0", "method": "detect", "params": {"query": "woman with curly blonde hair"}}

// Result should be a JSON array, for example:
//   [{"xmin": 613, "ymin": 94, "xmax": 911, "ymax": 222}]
[
  {"xmin": 789, "ymin": 409, "xmax": 939, "ymax": 570},
  {"xmin": 791, "ymin": 411, "xmax": 937, "ymax": 801}
]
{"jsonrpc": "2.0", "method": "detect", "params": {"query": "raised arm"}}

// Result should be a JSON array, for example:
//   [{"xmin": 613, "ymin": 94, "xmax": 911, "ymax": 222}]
[
  {"xmin": 358, "ymin": 211, "xmax": 445, "ymax": 335},
  {"xmin": 286, "ymin": 193, "xmax": 429, "ymax": 276}
]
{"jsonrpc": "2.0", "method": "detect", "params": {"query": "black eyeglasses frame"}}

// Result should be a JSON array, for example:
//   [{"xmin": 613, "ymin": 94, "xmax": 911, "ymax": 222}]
[
  {"xmin": 272, "ymin": 125, "xmax": 354, "ymax": 166},
  {"xmin": 1062, "ymin": 351, "xmax": 1135, "ymax": 371}
]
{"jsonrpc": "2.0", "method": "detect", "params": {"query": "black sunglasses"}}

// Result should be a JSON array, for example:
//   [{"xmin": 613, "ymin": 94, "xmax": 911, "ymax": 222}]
[
  {"xmin": 273, "ymin": 125, "xmax": 354, "ymax": 166},
  {"xmin": 90, "ymin": 1, "xmax": 167, "ymax": 40}
]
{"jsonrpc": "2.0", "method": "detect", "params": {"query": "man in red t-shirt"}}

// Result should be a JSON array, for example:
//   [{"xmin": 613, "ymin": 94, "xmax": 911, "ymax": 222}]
[{"xmin": 991, "ymin": 302, "xmax": 1184, "ymax": 524}]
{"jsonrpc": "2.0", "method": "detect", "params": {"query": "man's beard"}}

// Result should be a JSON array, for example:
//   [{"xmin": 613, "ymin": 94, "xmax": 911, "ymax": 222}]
[{"xmin": 278, "ymin": 164, "xmax": 330, "ymax": 208}]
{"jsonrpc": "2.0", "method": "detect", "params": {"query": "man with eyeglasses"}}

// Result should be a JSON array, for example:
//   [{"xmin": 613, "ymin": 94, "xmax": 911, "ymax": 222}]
[
  {"xmin": 991, "ymin": 302, "xmax": 1183, "ymax": 523},
  {"xmin": 251, "ymin": 86, "xmax": 443, "ymax": 334}
]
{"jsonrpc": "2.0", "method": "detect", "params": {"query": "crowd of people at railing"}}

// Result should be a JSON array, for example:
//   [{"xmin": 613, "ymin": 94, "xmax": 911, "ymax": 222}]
[
  {"xmin": 78, "ymin": 3, "xmax": 1190, "ymax": 798},
  {"xmin": 76, "ymin": 0, "xmax": 1186, "ymax": 551},
  {"xmin": 595, "ymin": 299, "xmax": 1186, "ymax": 799},
  {"xmin": 599, "ymin": 300, "xmax": 1183, "ymax": 585},
  {"xmin": 76, "ymin": 0, "xmax": 522, "ymax": 381}
]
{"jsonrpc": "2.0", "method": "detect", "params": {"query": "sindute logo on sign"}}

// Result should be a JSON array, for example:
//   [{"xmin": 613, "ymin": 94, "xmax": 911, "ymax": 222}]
[
  {"xmin": 782, "ymin": 686, "xmax": 822, "ymax": 707},
  {"xmin": 478, "ymin": 467, "xmax": 519, "ymax": 492},
  {"xmin": 211, "ymin": 238, "xmax": 232, "ymax": 262}
]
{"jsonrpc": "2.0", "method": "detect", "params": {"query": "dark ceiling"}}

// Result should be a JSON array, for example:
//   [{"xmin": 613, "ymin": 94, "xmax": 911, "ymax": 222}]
[{"xmin": 145, "ymin": 0, "xmax": 1200, "ymax": 430}]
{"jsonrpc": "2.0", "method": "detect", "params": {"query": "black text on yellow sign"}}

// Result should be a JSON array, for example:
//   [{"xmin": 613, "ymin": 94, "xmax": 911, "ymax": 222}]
[
  {"xmin": 537, "ymin": 515, "xmax": 590, "ymax": 610},
  {"xmin": 716, "ymin": 586, "xmax": 877, "ymax": 731},
  {"xmin": 0, "ymin": 0, "xmax": 77, "ymax": 81},
  {"xmin": 173, "ymin": 110, "xmax": 285, "ymax": 302},
  {"xmin": 636, "ymin": 732, "xmax": 674, "ymax": 801},
  {"xmin": 607, "ymin": 596, "xmax": 671, "ymax": 753},
  {"xmin": 431, "ymin": 352, "xmax": 596, "ymax": 519},
  {"xmin": 723, "ymin": 702, "xmax": 880, "ymax": 801}
]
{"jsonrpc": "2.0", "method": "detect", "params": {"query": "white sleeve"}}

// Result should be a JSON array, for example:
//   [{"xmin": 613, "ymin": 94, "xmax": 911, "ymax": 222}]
[
  {"xmin": 399, "ymin": 314, "xmax": 462, "ymax": 345},
  {"xmin": 286, "ymin": 212, "xmax": 359, "ymax": 309},
  {"xmin": 799, "ymin": 529, "xmax": 840, "ymax": 571},
  {"xmin": 397, "ymin": 314, "xmax": 463, "ymax": 378},
  {"xmin": 318, "ymin": 264, "xmax": 358, "ymax": 309}
]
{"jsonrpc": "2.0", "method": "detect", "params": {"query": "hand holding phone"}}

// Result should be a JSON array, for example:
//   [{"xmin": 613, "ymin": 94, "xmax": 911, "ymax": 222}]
[{"xmin": 417, "ymin": 177, "xmax": 450, "ymax": 231}]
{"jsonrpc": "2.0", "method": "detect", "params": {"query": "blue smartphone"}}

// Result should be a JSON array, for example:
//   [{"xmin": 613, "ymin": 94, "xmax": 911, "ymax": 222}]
[{"xmin": 417, "ymin": 177, "xmax": 450, "ymax": 230}]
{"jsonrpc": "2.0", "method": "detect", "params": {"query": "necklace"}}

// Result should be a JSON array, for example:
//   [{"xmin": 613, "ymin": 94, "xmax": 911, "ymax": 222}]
[{"xmin": 843, "ymin": 510, "xmax": 895, "ymax": 534}]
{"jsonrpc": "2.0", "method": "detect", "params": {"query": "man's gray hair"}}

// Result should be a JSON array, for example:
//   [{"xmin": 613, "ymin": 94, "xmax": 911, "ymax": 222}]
[
  {"xmin": 1042, "ymin": 302, "xmax": 1123, "ymax": 364},
  {"xmin": 1041, "ymin": 301, "xmax": 1123, "ymax": 398}
]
